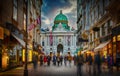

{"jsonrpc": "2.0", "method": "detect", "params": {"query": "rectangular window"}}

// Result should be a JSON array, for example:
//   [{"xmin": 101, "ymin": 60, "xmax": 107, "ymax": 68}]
[
  {"xmin": 98, "ymin": 5, "xmax": 99, "ymax": 19},
  {"xmin": 107, "ymin": 20, "xmax": 111, "ymax": 33},
  {"xmin": 103, "ymin": 0, "xmax": 105, "ymax": 14},
  {"xmin": 117, "ymin": 35, "xmax": 120, "ymax": 41},
  {"xmin": 13, "ymin": 0, "xmax": 18, "ymax": 21},
  {"xmin": 102, "ymin": 24, "xmax": 105, "ymax": 36},
  {"xmin": 42, "ymin": 41, "xmax": 44, "ymax": 46},
  {"xmin": 24, "ymin": 14, "xmax": 26, "ymax": 31},
  {"xmin": 97, "ymin": 31, "xmax": 100, "ymax": 37}
]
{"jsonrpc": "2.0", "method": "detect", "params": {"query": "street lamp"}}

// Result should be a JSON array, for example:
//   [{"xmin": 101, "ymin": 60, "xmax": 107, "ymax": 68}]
[{"xmin": 24, "ymin": 0, "xmax": 28, "ymax": 76}]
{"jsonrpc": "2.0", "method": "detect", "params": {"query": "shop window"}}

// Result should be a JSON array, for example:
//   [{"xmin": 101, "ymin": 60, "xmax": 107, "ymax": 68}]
[
  {"xmin": 13, "ymin": 0, "xmax": 18, "ymax": 21},
  {"xmin": 117, "ymin": 35, "xmax": 120, "ymax": 41},
  {"xmin": 113, "ymin": 36, "xmax": 116, "ymax": 42}
]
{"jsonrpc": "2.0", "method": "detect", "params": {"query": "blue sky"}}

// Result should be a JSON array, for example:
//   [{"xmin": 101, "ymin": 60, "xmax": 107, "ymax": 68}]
[{"xmin": 41, "ymin": 0, "xmax": 77, "ymax": 31}]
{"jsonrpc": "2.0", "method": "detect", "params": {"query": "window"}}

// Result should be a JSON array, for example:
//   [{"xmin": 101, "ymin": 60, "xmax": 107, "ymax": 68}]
[
  {"xmin": 97, "ymin": 30, "xmax": 100, "ymax": 37},
  {"xmin": 13, "ymin": 0, "xmax": 18, "ymax": 21},
  {"xmin": 107, "ymin": 20, "xmax": 111, "ymax": 33},
  {"xmin": 102, "ymin": 0, "xmax": 105, "ymax": 14},
  {"xmin": 102, "ymin": 24, "xmax": 105, "ymax": 36},
  {"xmin": 42, "ymin": 41, "xmax": 44, "ymax": 46},
  {"xmin": 23, "ymin": 14, "xmax": 26, "ymax": 31},
  {"xmin": 98, "ymin": 5, "xmax": 99, "ymax": 18}
]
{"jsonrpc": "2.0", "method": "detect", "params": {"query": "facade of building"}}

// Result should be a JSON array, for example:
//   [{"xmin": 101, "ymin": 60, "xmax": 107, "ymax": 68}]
[
  {"xmin": 0, "ymin": 0, "xmax": 42, "ymax": 70},
  {"xmin": 77, "ymin": 0, "xmax": 120, "ymax": 64},
  {"xmin": 40, "ymin": 11, "xmax": 77, "ymax": 56},
  {"xmin": 77, "ymin": 0, "xmax": 119, "ymax": 61},
  {"xmin": 106, "ymin": 0, "xmax": 120, "ymax": 67}
]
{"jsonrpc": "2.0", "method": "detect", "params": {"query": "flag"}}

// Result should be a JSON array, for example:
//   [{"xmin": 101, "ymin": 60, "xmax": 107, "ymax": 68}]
[
  {"xmin": 36, "ymin": 16, "xmax": 41, "ymax": 24},
  {"xmin": 28, "ymin": 16, "xmax": 41, "ymax": 31},
  {"xmin": 28, "ymin": 23, "xmax": 35, "ymax": 31}
]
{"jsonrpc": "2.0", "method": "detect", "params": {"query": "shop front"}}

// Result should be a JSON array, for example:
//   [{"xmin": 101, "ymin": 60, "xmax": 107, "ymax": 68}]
[
  {"xmin": 94, "ymin": 40, "xmax": 111, "ymax": 58},
  {"xmin": 0, "ymin": 22, "xmax": 25, "ymax": 70},
  {"xmin": 112, "ymin": 24, "xmax": 120, "ymax": 67}
]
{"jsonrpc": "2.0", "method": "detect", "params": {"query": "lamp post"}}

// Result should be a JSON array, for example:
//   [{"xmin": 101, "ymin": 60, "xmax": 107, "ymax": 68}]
[
  {"xmin": 33, "ymin": 39, "xmax": 35, "ymax": 51},
  {"xmin": 24, "ymin": 0, "xmax": 28, "ymax": 76}
]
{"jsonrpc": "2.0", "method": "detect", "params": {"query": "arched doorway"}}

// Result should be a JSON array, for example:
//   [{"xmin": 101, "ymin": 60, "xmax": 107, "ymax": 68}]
[{"xmin": 57, "ymin": 44, "xmax": 63, "ymax": 54}]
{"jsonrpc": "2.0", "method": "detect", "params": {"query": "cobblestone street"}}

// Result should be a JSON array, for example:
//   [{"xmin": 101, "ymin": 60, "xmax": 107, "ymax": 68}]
[{"xmin": 0, "ymin": 62, "xmax": 120, "ymax": 76}]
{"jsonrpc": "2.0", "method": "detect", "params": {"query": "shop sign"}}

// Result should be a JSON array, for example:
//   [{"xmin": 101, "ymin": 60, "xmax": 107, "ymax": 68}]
[{"xmin": 0, "ymin": 26, "xmax": 4, "ymax": 39}]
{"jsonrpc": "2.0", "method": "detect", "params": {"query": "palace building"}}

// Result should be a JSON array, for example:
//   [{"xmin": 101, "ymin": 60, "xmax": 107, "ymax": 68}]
[{"xmin": 40, "ymin": 11, "xmax": 77, "ymax": 56}]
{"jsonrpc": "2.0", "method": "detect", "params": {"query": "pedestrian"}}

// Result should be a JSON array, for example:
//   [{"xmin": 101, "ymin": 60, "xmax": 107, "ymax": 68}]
[
  {"xmin": 47, "ymin": 55, "xmax": 51, "ymax": 66},
  {"xmin": 32, "ymin": 54, "xmax": 38, "ymax": 70},
  {"xmin": 53, "ymin": 54, "xmax": 57, "ymax": 65},
  {"xmin": 107, "ymin": 54, "xmax": 113, "ymax": 71},
  {"xmin": 76, "ymin": 54, "xmax": 84, "ymax": 76},
  {"xmin": 101, "ymin": 55, "xmax": 106, "ymax": 69},
  {"xmin": 68, "ymin": 55, "xmax": 72, "ymax": 67},
  {"xmin": 64, "ymin": 55, "xmax": 67, "ymax": 66},
  {"xmin": 74, "ymin": 55, "xmax": 77, "ymax": 65},
  {"xmin": 43, "ymin": 55, "xmax": 47, "ymax": 66},
  {"xmin": 39, "ymin": 54, "xmax": 43, "ymax": 66},
  {"xmin": 94, "ymin": 52, "xmax": 101, "ymax": 75},
  {"xmin": 60, "ymin": 55, "xmax": 63, "ymax": 65},
  {"xmin": 57, "ymin": 55, "xmax": 60, "ymax": 66},
  {"xmin": 87, "ymin": 54, "xmax": 93, "ymax": 74}
]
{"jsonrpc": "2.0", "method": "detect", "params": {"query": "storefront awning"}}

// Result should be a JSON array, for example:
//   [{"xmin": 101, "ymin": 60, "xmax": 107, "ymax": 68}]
[
  {"xmin": 12, "ymin": 34, "xmax": 25, "ymax": 47},
  {"xmin": 94, "ymin": 40, "xmax": 110, "ymax": 51}
]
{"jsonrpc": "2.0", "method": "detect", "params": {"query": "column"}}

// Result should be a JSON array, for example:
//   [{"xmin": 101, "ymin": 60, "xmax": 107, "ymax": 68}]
[
  {"xmin": 71, "ymin": 35, "xmax": 72, "ymax": 46},
  {"xmin": 100, "ymin": 27, "xmax": 102, "ymax": 37},
  {"xmin": 40, "ymin": 35, "xmax": 41, "ymax": 44},
  {"xmin": 65, "ymin": 36, "xmax": 67, "ymax": 46},
  {"xmin": 45, "ymin": 36, "xmax": 47, "ymax": 47},
  {"xmin": 72, "ymin": 35, "xmax": 75, "ymax": 46},
  {"xmin": 74, "ymin": 36, "xmax": 76, "ymax": 46}
]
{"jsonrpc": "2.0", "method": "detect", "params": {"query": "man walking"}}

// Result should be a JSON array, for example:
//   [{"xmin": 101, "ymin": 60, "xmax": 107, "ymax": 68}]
[{"xmin": 77, "ymin": 54, "xmax": 84, "ymax": 76}]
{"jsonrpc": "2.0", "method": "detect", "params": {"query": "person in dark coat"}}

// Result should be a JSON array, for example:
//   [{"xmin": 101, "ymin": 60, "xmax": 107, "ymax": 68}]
[
  {"xmin": 64, "ymin": 55, "xmax": 67, "ymax": 66},
  {"xmin": 76, "ymin": 54, "xmax": 84, "ymax": 76},
  {"xmin": 94, "ymin": 52, "xmax": 101, "ymax": 75},
  {"xmin": 40, "ymin": 54, "xmax": 43, "ymax": 66},
  {"xmin": 87, "ymin": 54, "xmax": 93, "ymax": 74},
  {"xmin": 53, "ymin": 54, "xmax": 57, "ymax": 65},
  {"xmin": 60, "ymin": 55, "xmax": 63, "ymax": 65},
  {"xmin": 47, "ymin": 55, "xmax": 51, "ymax": 66},
  {"xmin": 32, "ymin": 55, "xmax": 38, "ymax": 70},
  {"xmin": 57, "ymin": 56, "xmax": 60, "ymax": 66}
]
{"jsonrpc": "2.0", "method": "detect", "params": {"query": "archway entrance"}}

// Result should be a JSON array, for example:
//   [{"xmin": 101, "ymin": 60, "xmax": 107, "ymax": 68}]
[{"xmin": 57, "ymin": 44, "xmax": 63, "ymax": 55}]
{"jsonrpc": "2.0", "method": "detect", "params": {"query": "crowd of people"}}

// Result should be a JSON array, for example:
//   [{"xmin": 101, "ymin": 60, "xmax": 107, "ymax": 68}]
[
  {"xmin": 32, "ymin": 54, "xmax": 73, "ymax": 68},
  {"xmin": 32, "ymin": 52, "xmax": 116, "ymax": 76},
  {"xmin": 75, "ymin": 51, "xmax": 114, "ymax": 76}
]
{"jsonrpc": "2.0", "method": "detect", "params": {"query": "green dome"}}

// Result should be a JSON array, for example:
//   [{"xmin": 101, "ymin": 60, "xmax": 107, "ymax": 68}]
[
  {"xmin": 54, "ymin": 12, "xmax": 68, "ymax": 23},
  {"xmin": 52, "ymin": 10, "xmax": 70, "ymax": 31}
]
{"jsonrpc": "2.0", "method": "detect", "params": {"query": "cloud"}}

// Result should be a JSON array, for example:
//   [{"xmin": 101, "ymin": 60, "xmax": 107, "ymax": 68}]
[{"xmin": 41, "ymin": 0, "xmax": 77, "ymax": 30}]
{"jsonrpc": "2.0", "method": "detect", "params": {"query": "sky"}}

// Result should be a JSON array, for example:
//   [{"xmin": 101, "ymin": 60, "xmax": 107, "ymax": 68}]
[{"xmin": 41, "ymin": 0, "xmax": 77, "ymax": 31}]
